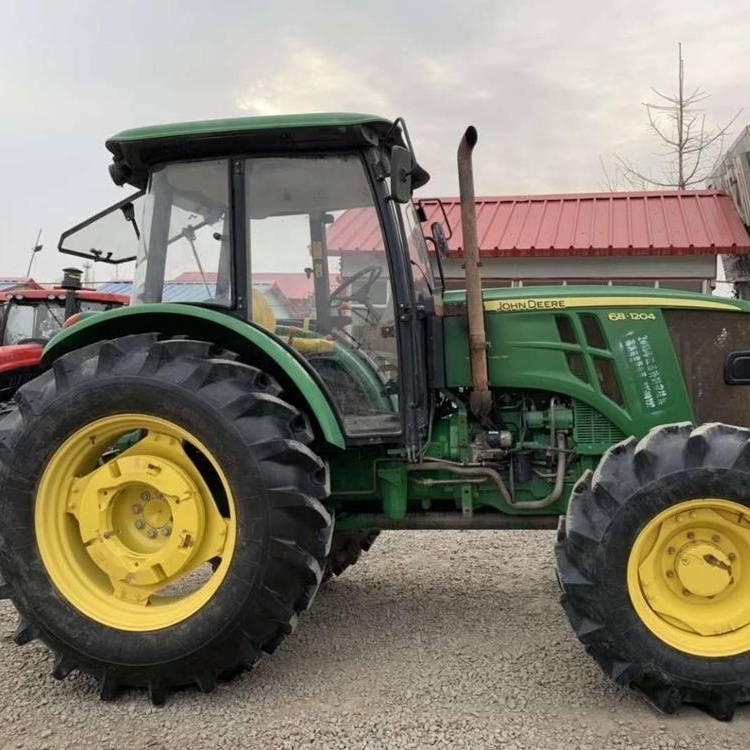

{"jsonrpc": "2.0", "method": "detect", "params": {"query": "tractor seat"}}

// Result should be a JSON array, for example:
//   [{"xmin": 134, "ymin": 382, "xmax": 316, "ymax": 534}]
[
  {"xmin": 252, "ymin": 289, "xmax": 334, "ymax": 355},
  {"xmin": 251, "ymin": 288, "xmax": 278, "ymax": 331}
]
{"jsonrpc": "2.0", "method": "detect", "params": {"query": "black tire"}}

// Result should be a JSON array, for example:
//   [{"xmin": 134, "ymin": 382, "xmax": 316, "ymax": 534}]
[
  {"xmin": 0, "ymin": 333, "xmax": 333, "ymax": 704},
  {"xmin": 0, "ymin": 365, "xmax": 43, "ymax": 402},
  {"xmin": 556, "ymin": 422, "xmax": 750, "ymax": 721},
  {"xmin": 323, "ymin": 531, "xmax": 380, "ymax": 582}
]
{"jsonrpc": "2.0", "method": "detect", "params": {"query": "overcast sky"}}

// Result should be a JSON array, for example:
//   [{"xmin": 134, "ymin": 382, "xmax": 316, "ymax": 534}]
[{"xmin": 1, "ymin": 0, "xmax": 748, "ymax": 282}]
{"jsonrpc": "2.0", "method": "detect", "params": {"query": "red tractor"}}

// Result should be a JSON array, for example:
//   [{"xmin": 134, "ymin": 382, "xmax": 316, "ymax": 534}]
[{"xmin": 0, "ymin": 269, "xmax": 127, "ymax": 400}]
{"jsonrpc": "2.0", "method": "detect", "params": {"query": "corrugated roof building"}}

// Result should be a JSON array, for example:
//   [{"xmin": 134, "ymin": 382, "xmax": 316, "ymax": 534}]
[
  {"xmin": 0, "ymin": 277, "xmax": 42, "ymax": 292},
  {"xmin": 326, "ymin": 191, "xmax": 750, "ymax": 292}
]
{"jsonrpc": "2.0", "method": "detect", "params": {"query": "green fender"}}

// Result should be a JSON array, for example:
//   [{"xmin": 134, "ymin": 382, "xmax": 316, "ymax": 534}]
[{"xmin": 41, "ymin": 304, "xmax": 346, "ymax": 449}]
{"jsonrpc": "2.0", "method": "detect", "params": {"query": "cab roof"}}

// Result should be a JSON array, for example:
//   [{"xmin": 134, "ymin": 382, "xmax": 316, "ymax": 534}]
[
  {"xmin": 106, "ymin": 112, "xmax": 428, "ymax": 190},
  {"xmin": 108, "ymin": 113, "xmax": 392, "ymax": 143},
  {"xmin": 2, "ymin": 288, "xmax": 128, "ymax": 304}
]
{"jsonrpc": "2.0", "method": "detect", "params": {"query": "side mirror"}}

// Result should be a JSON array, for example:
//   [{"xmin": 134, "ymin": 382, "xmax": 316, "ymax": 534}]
[
  {"xmin": 390, "ymin": 146, "xmax": 413, "ymax": 204},
  {"xmin": 431, "ymin": 222, "xmax": 450, "ymax": 259}
]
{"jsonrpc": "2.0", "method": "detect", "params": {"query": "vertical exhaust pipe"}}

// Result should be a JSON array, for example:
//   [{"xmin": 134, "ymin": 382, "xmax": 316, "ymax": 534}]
[{"xmin": 457, "ymin": 127, "xmax": 492, "ymax": 420}]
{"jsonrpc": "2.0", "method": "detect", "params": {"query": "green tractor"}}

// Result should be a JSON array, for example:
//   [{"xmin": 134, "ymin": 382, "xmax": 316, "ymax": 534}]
[{"xmin": 2, "ymin": 114, "xmax": 750, "ymax": 719}]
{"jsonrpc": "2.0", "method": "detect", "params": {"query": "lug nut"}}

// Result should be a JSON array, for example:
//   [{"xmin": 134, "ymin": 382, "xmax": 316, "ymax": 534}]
[
  {"xmin": 666, "ymin": 570, "xmax": 675, "ymax": 578},
  {"xmin": 667, "ymin": 547, "xmax": 676, "ymax": 555},
  {"xmin": 140, "ymin": 491, "xmax": 151, "ymax": 502},
  {"xmin": 729, "ymin": 553, "xmax": 737, "ymax": 562},
  {"xmin": 682, "ymin": 589, "xmax": 691, "ymax": 596},
  {"xmin": 147, "ymin": 529, "xmax": 157, "ymax": 539},
  {"xmin": 135, "ymin": 520, "xmax": 145, "ymax": 530},
  {"xmin": 162, "ymin": 527, "xmax": 172, "ymax": 537},
  {"xmin": 132, "ymin": 504, "xmax": 143, "ymax": 514},
  {"xmin": 687, "ymin": 532, "xmax": 695, "ymax": 540},
  {"xmin": 712, "ymin": 534, "xmax": 720, "ymax": 543}
]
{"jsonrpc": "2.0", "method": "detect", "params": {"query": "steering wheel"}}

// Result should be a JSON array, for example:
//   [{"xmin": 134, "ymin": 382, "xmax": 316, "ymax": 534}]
[{"xmin": 329, "ymin": 265, "xmax": 383, "ymax": 323}]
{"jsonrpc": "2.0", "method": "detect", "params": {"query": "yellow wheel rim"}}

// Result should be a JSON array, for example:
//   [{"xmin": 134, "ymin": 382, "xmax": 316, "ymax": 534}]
[
  {"xmin": 36, "ymin": 414, "xmax": 237, "ymax": 632},
  {"xmin": 627, "ymin": 498, "xmax": 750, "ymax": 657}
]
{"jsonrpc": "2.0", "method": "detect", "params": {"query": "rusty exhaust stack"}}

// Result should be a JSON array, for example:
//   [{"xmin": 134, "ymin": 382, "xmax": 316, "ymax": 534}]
[{"xmin": 457, "ymin": 126, "xmax": 492, "ymax": 420}]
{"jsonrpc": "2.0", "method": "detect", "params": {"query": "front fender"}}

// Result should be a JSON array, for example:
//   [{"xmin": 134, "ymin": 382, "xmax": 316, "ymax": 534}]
[{"xmin": 42, "ymin": 304, "xmax": 346, "ymax": 449}]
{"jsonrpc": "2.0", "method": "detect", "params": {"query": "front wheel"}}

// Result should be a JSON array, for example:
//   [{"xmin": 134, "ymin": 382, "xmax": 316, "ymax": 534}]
[
  {"xmin": 0, "ymin": 334, "xmax": 333, "ymax": 703},
  {"xmin": 556, "ymin": 422, "xmax": 750, "ymax": 721}
]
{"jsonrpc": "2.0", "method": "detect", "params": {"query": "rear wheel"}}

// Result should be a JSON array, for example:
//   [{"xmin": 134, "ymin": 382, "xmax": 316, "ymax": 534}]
[
  {"xmin": 0, "ymin": 334, "xmax": 332, "ymax": 703},
  {"xmin": 556, "ymin": 422, "xmax": 750, "ymax": 720},
  {"xmin": 323, "ymin": 531, "xmax": 380, "ymax": 581}
]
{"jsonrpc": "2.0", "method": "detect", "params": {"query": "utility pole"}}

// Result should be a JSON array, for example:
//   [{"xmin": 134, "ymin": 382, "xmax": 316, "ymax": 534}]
[
  {"xmin": 676, "ymin": 43, "xmax": 684, "ymax": 189},
  {"xmin": 25, "ymin": 229, "xmax": 43, "ymax": 278}
]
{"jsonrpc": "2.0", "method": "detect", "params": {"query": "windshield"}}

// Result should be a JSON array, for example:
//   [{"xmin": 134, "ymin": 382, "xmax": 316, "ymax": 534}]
[
  {"xmin": 2, "ymin": 301, "xmax": 65, "ymax": 345},
  {"xmin": 134, "ymin": 160, "xmax": 232, "ymax": 306},
  {"xmin": 58, "ymin": 192, "xmax": 143, "ymax": 266},
  {"xmin": 1, "ymin": 300, "xmax": 114, "ymax": 346}
]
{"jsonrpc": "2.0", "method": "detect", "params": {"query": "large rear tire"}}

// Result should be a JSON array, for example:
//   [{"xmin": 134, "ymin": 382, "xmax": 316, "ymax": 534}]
[
  {"xmin": 556, "ymin": 422, "xmax": 750, "ymax": 721},
  {"xmin": 0, "ymin": 334, "xmax": 333, "ymax": 703}
]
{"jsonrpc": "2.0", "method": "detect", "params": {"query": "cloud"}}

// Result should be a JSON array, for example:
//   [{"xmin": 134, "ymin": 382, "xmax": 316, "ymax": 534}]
[
  {"xmin": 237, "ymin": 45, "xmax": 392, "ymax": 116},
  {"xmin": 1, "ymin": 0, "xmax": 750, "ymax": 281}
]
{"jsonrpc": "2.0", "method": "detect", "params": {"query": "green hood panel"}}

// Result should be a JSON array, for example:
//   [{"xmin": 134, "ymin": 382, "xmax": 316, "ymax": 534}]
[
  {"xmin": 443, "ymin": 285, "xmax": 750, "ymax": 314},
  {"xmin": 439, "ymin": 286, "xmax": 748, "ymax": 438}
]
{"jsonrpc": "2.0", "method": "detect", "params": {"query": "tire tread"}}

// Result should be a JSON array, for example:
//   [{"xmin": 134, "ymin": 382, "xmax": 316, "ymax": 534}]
[
  {"xmin": 0, "ymin": 335, "xmax": 332, "ymax": 704},
  {"xmin": 557, "ymin": 423, "xmax": 750, "ymax": 720}
]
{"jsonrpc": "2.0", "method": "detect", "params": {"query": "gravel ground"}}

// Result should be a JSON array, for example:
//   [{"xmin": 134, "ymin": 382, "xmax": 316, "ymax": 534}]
[{"xmin": 0, "ymin": 530, "xmax": 747, "ymax": 749}]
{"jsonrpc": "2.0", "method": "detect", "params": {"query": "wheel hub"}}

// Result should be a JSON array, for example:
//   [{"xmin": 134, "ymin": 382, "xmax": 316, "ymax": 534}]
[
  {"xmin": 141, "ymin": 494, "xmax": 172, "ymax": 531},
  {"xmin": 628, "ymin": 498, "xmax": 750, "ymax": 656},
  {"xmin": 77, "ymin": 453, "xmax": 206, "ymax": 592},
  {"xmin": 36, "ymin": 414, "xmax": 236, "ymax": 630},
  {"xmin": 675, "ymin": 541, "xmax": 733, "ymax": 598}
]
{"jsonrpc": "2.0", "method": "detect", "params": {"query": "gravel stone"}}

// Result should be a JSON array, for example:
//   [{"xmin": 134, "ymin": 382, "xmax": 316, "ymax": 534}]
[{"xmin": 0, "ymin": 530, "xmax": 748, "ymax": 748}]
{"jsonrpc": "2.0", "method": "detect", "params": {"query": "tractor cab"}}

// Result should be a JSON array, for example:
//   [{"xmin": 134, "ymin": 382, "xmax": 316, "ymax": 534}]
[
  {"xmin": 0, "ymin": 278, "xmax": 127, "ymax": 399},
  {"xmin": 0, "ymin": 286, "xmax": 126, "ymax": 348},
  {"xmin": 0, "ymin": 291, "xmax": 65, "ymax": 346},
  {"xmin": 59, "ymin": 114, "xmax": 438, "ymax": 446}
]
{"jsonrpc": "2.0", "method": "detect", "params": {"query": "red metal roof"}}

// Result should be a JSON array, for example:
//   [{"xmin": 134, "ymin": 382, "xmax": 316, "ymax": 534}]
[
  {"xmin": 324, "ymin": 207, "xmax": 384, "ymax": 253},
  {"xmin": 250, "ymin": 273, "xmax": 314, "ymax": 301},
  {"xmin": 325, "ymin": 191, "xmax": 750, "ymax": 258},
  {"xmin": 0, "ymin": 277, "xmax": 42, "ymax": 292}
]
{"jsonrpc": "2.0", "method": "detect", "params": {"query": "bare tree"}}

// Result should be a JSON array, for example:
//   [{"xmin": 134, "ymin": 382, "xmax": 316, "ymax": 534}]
[{"xmin": 611, "ymin": 43, "xmax": 741, "ymax": 190}]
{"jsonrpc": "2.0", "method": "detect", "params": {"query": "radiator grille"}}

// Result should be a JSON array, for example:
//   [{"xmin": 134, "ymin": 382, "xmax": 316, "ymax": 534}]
[
  {"xmin": 573, "ymin": 400, "xmax": 627, "ymax": 453},
  {"xmin": 665, "ymin": 310, "xmax": 750, "ymax": 427}
]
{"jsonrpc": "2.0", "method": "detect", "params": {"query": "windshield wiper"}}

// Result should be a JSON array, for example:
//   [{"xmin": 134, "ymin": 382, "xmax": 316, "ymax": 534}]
[
  {"xmin": 43, "ymin": 301, "xmax": 64, "ymax": 328},
  {"xmin": 180, "ymin": 224, "xmax": 212, "ymax": 298}
]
